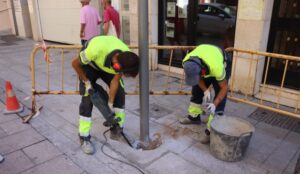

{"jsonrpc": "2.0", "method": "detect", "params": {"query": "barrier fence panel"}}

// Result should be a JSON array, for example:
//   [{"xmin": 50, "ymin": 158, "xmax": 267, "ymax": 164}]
[
  {"xmin": 26, "ymin": 45, "xmax": 300, "ymax": 122},
  {"xmin": 226, "ymin": 47, "xmax": 300, "ymax": 119}
]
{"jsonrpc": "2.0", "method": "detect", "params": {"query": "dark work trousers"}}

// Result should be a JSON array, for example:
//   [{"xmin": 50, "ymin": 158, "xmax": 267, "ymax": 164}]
[
  {"xmin": 79, "ymin": 65, "xmax": 125, "ymax": 118},
  {"xmin": 81, "ymin": 40, "xmax": 87, "ymax": 46},
  {"xmin": 190, "ymin": 52, "xmax": 232, "ymax": 114}
]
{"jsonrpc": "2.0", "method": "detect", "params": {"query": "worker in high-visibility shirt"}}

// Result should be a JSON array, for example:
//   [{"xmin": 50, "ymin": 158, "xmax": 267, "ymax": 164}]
[
  {"xmin": 72, "ymin": 36, "xmax": 139, "ymax": 154},
  {"xmin": 180, "ymin": 44, "xmax": 230, "ymax": 144}
]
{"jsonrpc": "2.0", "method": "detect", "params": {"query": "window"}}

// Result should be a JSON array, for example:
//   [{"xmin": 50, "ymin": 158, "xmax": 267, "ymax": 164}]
[
  {"xmin": 121, "ymin": 0, "xmax": 129, "ymax": 11},
  {"xmin": 122, "ymin": 16, "xmax": 130, "ymax": 44}
]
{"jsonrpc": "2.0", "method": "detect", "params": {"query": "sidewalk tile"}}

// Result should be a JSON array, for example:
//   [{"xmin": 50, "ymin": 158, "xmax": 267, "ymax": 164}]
[
  {"xmin": 0, "ymin": 128, "xmax": 45, "ymax": 154},
  {"xmin": 23, "ymin": 140, "xmax": 62, "ymax": 164},
  {"xmin": 0, "ymin": 127, "xmax": 7, "ymax": 138},
  {"xmin": 93, "ymin": 140, "xmax": 143, "ymax": 174},
  {"xmin": 282, "ymin": 150, "xmax": 300, "ymax": 174},
  {"xmin": 20, "ymin": 155, "xmax": 83, "ymax": 174},
  {"xmin": 147, "ymin": 152, "xmax": 210, "ymax": 174},
  {"xmin": 0, "ymin": 150, "xmax": 34, "ymax": 174},
  {"xmin": 0, "ymin": 118, "xmax": 31, "ymax": 135},
  {"xmin": 261, "ymin": 131, "xmax": 300, "ymax": 174},
  {"xmin": 182, "ymin": 143, "xmax": 268, "ymax": 174}
]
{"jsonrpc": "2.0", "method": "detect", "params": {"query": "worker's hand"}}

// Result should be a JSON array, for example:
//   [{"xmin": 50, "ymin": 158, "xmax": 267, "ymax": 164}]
[
  {"xmin": 84, "ymin": 80, "xmax": 92, "ymax": 96},
  {"xmin": 206, "ymin": 103, "xmax": 216, "ymax": 114},
  {"xmin": 203, "ymin": 90, "xmax": 211, "ymax": 104},
  {"xmin": 108, "ymin": 102, "xmax": 114, "ymax": 112}
]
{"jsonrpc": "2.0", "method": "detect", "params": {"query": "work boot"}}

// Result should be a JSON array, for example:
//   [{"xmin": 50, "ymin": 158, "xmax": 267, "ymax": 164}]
[
  {"xmin": 110, "ymin": 124, "xmax": 123, "ymax": 141},
  {"xmin": 79, "ymin": 136, "xmax": 95, "ymax": 155},
  {"xmin": 103, "ymin": 117, "xmax": 121, "ymax": 127},
  {"xmin": 179, "ymin": 115, "xmax": 201, "ymax": 125},
  {"xmin": 200, "ymin": 129, "xmax": 210, "ymax": 144}
]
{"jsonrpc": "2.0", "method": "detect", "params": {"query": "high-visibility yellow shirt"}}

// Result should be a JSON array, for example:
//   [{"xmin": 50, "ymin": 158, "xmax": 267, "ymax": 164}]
[
  {"xmin": 79, "ymin": 36, "xmax": 130, "ymax": 74},
  {"xmin": 182, "ymin": 44, "xmax": 226, "ymax": 81}
]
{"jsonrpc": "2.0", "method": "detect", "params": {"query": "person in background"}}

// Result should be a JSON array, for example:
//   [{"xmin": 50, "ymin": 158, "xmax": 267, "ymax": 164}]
[
  {"xmin": 101, "ymin": 0, "xmax": 121, "ymax": 38},
  {"xmin": 80, "ymin": 0, "xmax": 102, "ymax": 46}
]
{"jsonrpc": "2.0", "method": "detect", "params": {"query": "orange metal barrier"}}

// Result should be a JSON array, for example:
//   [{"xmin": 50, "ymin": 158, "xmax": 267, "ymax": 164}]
[{"xmin": 25, "ymin": 45, "xmax": 300, "ymax": 122}]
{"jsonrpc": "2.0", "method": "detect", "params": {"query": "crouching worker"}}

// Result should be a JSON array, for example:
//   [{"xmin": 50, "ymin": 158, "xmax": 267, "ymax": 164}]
[
  {"xmin": 72, "ymin": 36, "xmax": 139, "ymax": 154},
  {"xmin": 180, "ymin": 44, "xmax": 229, "ymax": 144}
]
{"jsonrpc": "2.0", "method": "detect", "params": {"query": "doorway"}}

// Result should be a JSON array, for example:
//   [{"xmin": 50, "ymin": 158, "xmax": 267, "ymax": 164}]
[
  {"xmin": 266, "ymin": 0, "xmax": 300, "ymax": 90},
  {"xmin": 158, "ymin": 0, "xmax": 238, "ymax": 67}
]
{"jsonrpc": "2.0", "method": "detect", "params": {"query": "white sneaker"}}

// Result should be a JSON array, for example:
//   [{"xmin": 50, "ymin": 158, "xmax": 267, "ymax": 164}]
[
  {"xmin": 80, "ymin": 140, "xmax": 95, "ymax": 155},
  {"xmin": 0, "ymin": 154, "xmax": 4, "ymax": 163}
]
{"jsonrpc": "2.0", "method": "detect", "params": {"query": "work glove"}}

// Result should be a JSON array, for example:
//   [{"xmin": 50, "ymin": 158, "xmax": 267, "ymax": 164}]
[
  {"xmin": 206, "ymin": 103, "xmax": 216, "ymax": 115},
  {"xmin": 83, "ymin": 80, "xmax": 93, "ymax": 96},
  {"xmin": 203, "ymin": 90, "xmax": 211, "ymax": 104}
]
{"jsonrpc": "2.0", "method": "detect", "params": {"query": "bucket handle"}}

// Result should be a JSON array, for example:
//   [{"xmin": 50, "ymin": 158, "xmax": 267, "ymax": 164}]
[{"xmin": 233, "ymin": 131, "xmax": 252, "ymax": 158}]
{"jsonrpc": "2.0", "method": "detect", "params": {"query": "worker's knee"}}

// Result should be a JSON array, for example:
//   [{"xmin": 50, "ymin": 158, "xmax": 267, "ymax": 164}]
[{"xmin": 79, "ymin": 97, "xmax": 93, "ymax": 116}]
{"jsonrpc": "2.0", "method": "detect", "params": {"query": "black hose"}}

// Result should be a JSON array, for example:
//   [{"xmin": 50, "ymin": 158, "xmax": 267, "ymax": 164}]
[{"xmin": 100, "ymin": 129, "xmax": 146, "ymax": 174}]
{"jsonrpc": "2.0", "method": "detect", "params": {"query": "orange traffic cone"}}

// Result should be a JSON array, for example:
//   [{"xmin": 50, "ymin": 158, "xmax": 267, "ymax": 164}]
[{"xmin": 3, "ymin": 81, "xmax": 23, "ymax": 114}]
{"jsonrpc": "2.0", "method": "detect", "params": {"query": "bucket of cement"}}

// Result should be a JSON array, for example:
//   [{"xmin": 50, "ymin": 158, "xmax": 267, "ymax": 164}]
[{"xmin": 210, "ymin": 116, "xmax": 255, "ymax": 162}]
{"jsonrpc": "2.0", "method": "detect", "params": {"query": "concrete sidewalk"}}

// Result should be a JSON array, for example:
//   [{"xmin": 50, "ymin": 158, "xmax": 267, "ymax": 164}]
[{"xmin": 0, "ymin": 34, "xmax": 299, "ymax": 174}]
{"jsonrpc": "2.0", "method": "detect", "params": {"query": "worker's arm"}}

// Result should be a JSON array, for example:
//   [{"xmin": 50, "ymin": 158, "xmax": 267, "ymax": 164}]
[
  {"xmin": 103, "ymin": 22, "xmax": 109, "ymax": 35},
  {"xmin": 109, "ymin": 74, "xmax": 122, "ymax": 104},
  {"xmin": 72, "ymin": 58, "xmax": 88, "ymax": 82},
  {"xmin": 80, "ymin": 24, "xmax": 86, "ymax": 38},
  {"xmin": 198, "ymin": 78, "xmax": 208, "ymax": 91},
  {"xmin": 213, "ymin": 79, "xmax": 228, "ymax": 107}
]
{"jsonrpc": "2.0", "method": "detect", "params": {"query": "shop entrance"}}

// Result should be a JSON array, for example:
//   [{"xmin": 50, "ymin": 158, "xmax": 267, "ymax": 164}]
[
  {"xmin": 158, "ymin": 0, "xmax": 238, "ymax": 67},
  {"xmin": 266, "ymin": 0, "xmax": 300, "ymax": 90}
]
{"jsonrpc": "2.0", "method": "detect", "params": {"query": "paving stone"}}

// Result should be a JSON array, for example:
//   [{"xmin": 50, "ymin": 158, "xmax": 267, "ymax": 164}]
[
  {"xmin": 60, "ymin": 122, "xmax": 80, "ymax": 143},
  {"xmin": 0, "ymin": 128, "xmax": 45, "ymax": 154},
  {"xmin": 0, "ymin": 127, "xmax": 7, "ymax": 138},
  {"xmin": 0, "ymin": 106, "xmax": 19, "ymax": 124},
  {"xmin": 0, "ymin": 66, "xmax": 29, "ymax": 86},
  {"xmin": 23, "ymin": 140, "xmax": 63, "ymax": 164},
  {"xmin": 153, "ymin": 113, "xmax": 178, "ymax": 126},
  {"xmin": 147, "ymin": 152, "xmax": 210, "ymax": 174},
  {"xmin": 0, "ymin": 118, "xmax": 31, "ymax": 135},
  {"xmin": 93, "ymin": 141, "xmax": 142, "ymax": 174},
  {"xmin": 69, "ymin": 148, "xmax": 117, "ymax": 174},
  {"xmin": 20, "ymin": 155, "xmax": 83, "ymax": 174},
  {"xmin": 30, "ymin": 116, "xmax": 117, "ymax": 174},
  {"xmin": 0, "ymin": 150, "xmax": 34, "ymax": 174},
  {"xmin": 283, "ymin": 149, "xmax": 300, "ymax": 174},
  {"xmin": 182, "ymin": 143, "xmax": 268, "ymax": 174},
  {"xmin": 243, "ymin": 122, "xmax": 290, "ymax": 166},
  {"xmin": 41, "ymin": 96, "xmax": 81, "ymax": 126},
  {"xmin": 225, "ymin": 100, "xmax": 257, "ymax": 118},
  {"xmin": 155, "ymin": 124, "xmax": 196, "ymax": 154},
  {"xmin": 261, "ymin": 131, "xmax": 300, "ymax": 174},
  {"xmin": 39, "ymin": 107, "xmax": 69, "ymax": 129},
  {"xmin": 29, "ymin": 116, "xmax": 79, "ymax": 153}
]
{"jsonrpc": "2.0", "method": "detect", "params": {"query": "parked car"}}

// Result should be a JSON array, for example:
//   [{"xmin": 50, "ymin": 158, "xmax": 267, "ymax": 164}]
[{"xmin": 197, "ymin": 3, "xmax": 236, "ymax": 35}]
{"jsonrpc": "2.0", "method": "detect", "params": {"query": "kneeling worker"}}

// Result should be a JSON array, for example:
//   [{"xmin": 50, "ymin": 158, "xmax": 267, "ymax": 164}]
[
  {"xmin": 72, "ymin": 36, "xmax": 139, "ymax": 154},
  {"xmin": 180, "ymin": 44, "xmax": 229, "ymax": 144}
]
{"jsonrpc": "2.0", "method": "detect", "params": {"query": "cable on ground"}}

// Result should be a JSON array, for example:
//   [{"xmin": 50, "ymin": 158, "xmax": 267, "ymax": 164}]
[{"xmin": 101, "ymin": 129, "xmax": 146, "ymax": 174}]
